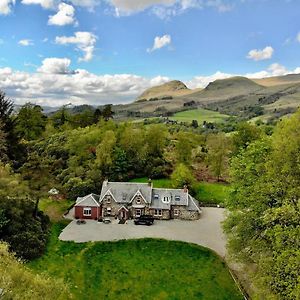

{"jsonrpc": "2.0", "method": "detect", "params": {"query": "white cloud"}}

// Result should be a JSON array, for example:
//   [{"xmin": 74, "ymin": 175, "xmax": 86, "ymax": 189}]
[
  {"xmin": 110, "ymin": 0, "xmax": 233, "ymax": 18},
  {"xmin": 37, "ymin": 57, "xmax": 72, "ymax": 74},
  {"xmin": 21, "ymin": 0, "xmax": 100, "ymax": 9},
  {"xmin": 247, "ymin": 46, "xmax": 274, "ymax": 61},
  {"xmin": 55, "ymin": 32, "xmax": 97, "ymax": 62},
  {"xmin": 18, "ymin": 39, "xmax": 34, "ymax": 46},
  {"xmin": 0, "ymin": 0, "xmax": 15, "ymax": 15},
  {"xmin": 21, "ymin": 0, "xmax": 57, "ymax": 9},
  {"xmin": 147, "ymin": 34, "xmax": 171, "ymax": 52},
  {"xmin": 0, "ymin": 61, "xmax": 170, "ymax": 106},
  {"xmin": 48, "ymin": 3, "xmax": 77, "ymax": 26}
]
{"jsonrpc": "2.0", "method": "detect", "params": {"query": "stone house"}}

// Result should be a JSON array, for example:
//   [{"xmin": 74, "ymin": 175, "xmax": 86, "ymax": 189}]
[{"xmin": 74, "ymin": 180, "xmax": 201, "ymax": 220}]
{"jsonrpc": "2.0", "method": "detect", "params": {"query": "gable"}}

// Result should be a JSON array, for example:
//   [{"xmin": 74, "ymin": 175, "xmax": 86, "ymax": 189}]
[{"xmin": 75, "ymin": 194, "xmax": 100, "ymax": 207}]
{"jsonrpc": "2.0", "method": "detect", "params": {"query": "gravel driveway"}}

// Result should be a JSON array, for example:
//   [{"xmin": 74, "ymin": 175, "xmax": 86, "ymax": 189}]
[{"xmin": 59, "ymin": 207, "xmax": 227, "ymax": 257}]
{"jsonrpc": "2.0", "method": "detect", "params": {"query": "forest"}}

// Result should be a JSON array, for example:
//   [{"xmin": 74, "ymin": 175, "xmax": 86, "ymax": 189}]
[{"xmin": 0, "ymin": 90, "xmax": 299, "ymax": 299}]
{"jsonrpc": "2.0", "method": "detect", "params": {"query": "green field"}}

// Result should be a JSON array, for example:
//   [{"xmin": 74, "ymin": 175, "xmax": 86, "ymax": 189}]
[
  {"xmin": 29, "ymin": 223, "xmax": 242, "ymax": 300},
  {"xmin": 130, "ymin": 178, "xmax": 230, "ymax": 205},
  {"xmin": 171, "ymin": 109, "xmax": 229, "ymax": 124}
]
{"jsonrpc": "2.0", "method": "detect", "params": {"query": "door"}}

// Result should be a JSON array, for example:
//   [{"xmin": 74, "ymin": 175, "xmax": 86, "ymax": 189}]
[{"xmin": 120, "ymin": 210, "xmax": 126, "ymax": 219}]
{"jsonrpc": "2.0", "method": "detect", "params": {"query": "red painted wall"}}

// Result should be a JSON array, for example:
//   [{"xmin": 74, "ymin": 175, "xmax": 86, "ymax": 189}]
[{"xmin": 74, "ymin": 206, "xmax": 101, "ymax": 220}]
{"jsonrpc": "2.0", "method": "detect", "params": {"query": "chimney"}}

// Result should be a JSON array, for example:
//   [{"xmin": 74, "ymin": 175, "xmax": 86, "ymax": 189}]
[
  {"xmin": 148, "ymin": 178, "xmax": 152, "ymax": 187},
  {"xmin": 103, "ymin": 178, "xmax": 108, "ymax": 187},
  {"xmin": 183, "ymin": 185, "xmax": 188, "ymax": 193}
]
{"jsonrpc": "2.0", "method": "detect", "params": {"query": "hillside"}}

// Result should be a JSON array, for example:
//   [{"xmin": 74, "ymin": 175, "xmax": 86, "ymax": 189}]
[
  {"xmin": 136, "ymin": 80, "xmax": 197, "ymax": 101},
  {"xmin": 253, "ymin": 73, "xmax": 300, "ymax": 87},
  {"xmin": 112, "ymin": 74, "xmax": 300, "ymax": 122}
]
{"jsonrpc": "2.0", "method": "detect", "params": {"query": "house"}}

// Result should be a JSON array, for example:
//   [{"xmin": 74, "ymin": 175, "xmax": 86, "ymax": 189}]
[{"xmin": 74, "ymin": 180, "xmax": 201, "ymax": 221}]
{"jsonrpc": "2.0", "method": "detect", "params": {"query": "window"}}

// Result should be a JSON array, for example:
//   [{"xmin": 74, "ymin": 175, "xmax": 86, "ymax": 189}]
[
  {"xmin": 154, "ymin": 194, "xmax": 159, "ymax": 200},
  {"xmin": 154, "ymin": 209, "xmax": 162, "ymax": 216},
  {"xmin": 174, "ymin": 209, "xmax": 179, "ymax": 216},
  {"xmin": 106, "ymin": 207, "xmax": 111, "ymax": 215},
  {"xmin": 107, "ymin": 196, "xmax": 111, "ymax": 204},
  {"xmin": 83, "ymin": 207, "xmax": 92, "ymax": 216},
  {"xmin": 162, "ymin": 196, "xmax": 170, "ymax": 203},
  {"xmin": 136, "ymin": 209, "xmax": 142, "ymax": 217},
  {"xmin": 175, "ymin": 196, "xmax": 180, "ymax": 201},
  {"xmin": 136, "ymin": 197, "xmax": 141, "ymax": 204}
]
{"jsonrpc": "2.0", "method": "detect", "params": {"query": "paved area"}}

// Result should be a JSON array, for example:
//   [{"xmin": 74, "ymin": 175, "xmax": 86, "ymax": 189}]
[{"xmin": 59, "ymin": 208, "xmax": 227, "ymax": 257}]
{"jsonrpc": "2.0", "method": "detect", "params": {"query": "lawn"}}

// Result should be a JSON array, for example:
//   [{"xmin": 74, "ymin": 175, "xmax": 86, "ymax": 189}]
[
  {"xmin": 130, "ymin": 178, "xmax": 230, "ymax": 205},
  {"xmin": 29, "ymin": 223, "xmax": 242, "ymax": 300},
  {"xmin": 193, "ymin": 182, "xmax": 230, "ymax": 205},
  {"xmin": 171, "ymin": 108, "xmax": 229, "ymax": 124},
  {"xmin": 39, "ymin": 198, "xmax": 74, "ymax": 222}
]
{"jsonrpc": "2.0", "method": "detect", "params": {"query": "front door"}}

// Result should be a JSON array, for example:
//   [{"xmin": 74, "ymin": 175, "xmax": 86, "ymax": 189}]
[{"xmin": 120, "ymin": 210, "xmax": 126, "ymax": 219}]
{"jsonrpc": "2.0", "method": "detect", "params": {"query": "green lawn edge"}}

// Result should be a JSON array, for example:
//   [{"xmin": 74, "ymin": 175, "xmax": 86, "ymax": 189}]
[{"xmin": 29, "ymin": 222, "xmax": 243, "ymax": 300}]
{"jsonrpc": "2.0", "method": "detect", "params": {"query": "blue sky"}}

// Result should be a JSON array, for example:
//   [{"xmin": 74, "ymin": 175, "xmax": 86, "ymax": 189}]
[{"xmin": 0, "ymin": 0, "xmax": 300, "ymax": 106}]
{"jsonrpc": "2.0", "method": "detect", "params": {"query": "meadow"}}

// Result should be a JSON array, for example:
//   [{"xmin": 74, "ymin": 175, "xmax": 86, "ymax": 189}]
[
  {"xmin": 170, "ymin": 108, "xmax": 229, "ymax": 124},
  {"xmin": 29, "ymin": 222, "xmax": 242, "ymax": 300}
]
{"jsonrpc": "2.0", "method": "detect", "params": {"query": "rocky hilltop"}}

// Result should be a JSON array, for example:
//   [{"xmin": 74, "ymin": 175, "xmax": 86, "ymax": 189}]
[{"xmin": 136, "ymin": 80, "xmax": 195, "ymax": 101}]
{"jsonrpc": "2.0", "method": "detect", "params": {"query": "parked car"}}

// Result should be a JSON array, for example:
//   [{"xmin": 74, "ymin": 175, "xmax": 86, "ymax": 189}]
[
  {"xmin": 103, "ymin": 218, "xmax": 111, "ymax": 224},
  {"xmin": 134, "ymin": 215, "xmax": 154, "ymax": 226},
  {"xmin": 76, "ymin": 219, "xmax": 86, "ymax": 225}
]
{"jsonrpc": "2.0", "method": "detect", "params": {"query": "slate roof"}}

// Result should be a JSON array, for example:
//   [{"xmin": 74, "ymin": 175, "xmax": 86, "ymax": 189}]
[
  {"xmin": 150, "ymin": 188, "xmax": 188, "ymax": 209},
  {"xmin": 100, "ymin": 181, "xmax": 152, "ymax": 204},
  {"xmin": 76, "ymin": 181, "xmax": 201, "ymax": 212},
  {"xmin": 75, "ymin": 193, "xmax": 100, "ymax": 207}
]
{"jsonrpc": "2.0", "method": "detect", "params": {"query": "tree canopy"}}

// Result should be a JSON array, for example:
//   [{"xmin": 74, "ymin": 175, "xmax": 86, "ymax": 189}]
[{"xmin": 224, "ymin": 111, "xmax": 300, "ymax": 299}]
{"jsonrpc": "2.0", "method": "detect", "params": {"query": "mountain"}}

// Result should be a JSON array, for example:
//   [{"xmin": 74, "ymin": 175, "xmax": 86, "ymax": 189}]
[
  {"xmin": 113, "ymin": 74, "xmax": 300, "ymax": 121},
  {"xmin": 136, "ymin": 80, "xmax": 197, "ymax": 101},
  {"xmin": 253, "ymin": 74, "xmax": 300, "ymax": 87}
]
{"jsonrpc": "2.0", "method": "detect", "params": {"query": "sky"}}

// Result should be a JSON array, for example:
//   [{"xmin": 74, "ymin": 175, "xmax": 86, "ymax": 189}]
[{"xmin": 0, "ymin": 0, "xmax": 300, "ymax": 106}]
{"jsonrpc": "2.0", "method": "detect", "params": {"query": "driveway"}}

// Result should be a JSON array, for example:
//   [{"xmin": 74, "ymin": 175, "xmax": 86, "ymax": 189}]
[{"xmin": 59, "ymin": 207, "xmax": 227, "ymax": 257}]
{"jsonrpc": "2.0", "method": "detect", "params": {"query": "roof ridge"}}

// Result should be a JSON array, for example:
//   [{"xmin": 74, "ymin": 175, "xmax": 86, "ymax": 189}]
[
  {"xmin": 107, "ymin": 181, "xmax": 149, "ymax": 185},
  {"xmin": 153, "ymin": 188, "xmax": 184, "ymax": 191}
]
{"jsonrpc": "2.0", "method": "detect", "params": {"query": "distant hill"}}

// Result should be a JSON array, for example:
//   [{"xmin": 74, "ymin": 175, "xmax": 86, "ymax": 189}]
[
  {"xmin": 183, "ymin": 77, "xmax": 264, "ymax": 103},
  {"xmin": 136, "ymin": 80, "xmax": 198, "ymax": 101},
  {"xmin": 114, "ymin": 74, "xmax": 300, "ymax": 122},
  {"xmin": 253, "ymin": 74, "xmax": 300, "ymax": 87}
]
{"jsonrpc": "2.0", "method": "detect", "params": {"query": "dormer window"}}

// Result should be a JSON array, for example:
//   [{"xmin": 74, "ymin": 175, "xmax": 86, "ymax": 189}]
[
  {"xmin": 136, "ymin": 196, "xmax": 141, "ymax": 204},
  {"xmin": 107, "ymin": 196, "xmax": 111, "ymax": 204},
  {"xmin": 162, "ymin": 196, "xmax": 170, "ymax": 203},
  {"xmin": 175, "ymin": 195, "xmax": 180, "ymax": 201},
  {"xmin": 154, "ymin": 194, "xmax": 159, "ymax": 200}
]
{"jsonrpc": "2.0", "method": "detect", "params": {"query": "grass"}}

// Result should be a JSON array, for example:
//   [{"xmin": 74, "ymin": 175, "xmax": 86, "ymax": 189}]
[
  {"xmin": 130, "ymin": 177, "xmax": 230, "ymax": 205},
  {"xmin": 130, "ymin": 177, "xmax": 173, "ymax": 188},
  {"xmin": 193, "ymin": 182, "xmax": 230, "ymax": 205},
  {"xmin": 39, "ymin": 198, "xmax": 74, "ymax": 222},
  {"xmin": 171, "ymin": 108, "xmax": 229, "ymax": 124},
  {"xmin": 29, "ymin": 223, "xmax": 242, "ymax": 300}
]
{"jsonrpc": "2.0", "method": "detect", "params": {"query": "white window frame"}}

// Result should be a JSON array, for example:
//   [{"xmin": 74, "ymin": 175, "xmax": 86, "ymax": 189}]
[
  {"xmin": 136, "ymin": 209, "xmax": 142, "ymax": 217},
  {"xmin": 175, "ymin": 196, "xmax": 180, "ymax": 201},
  {"xmin": 136, "ymin": 197, "xmax": 141, "ymax": 204},
  {"xmin": 162, "ymin": 196, "xmax": 170, "ymax": 203},
  {"xmin": 83, "ymin": 207, "xmax": 92, "ymax": 216},
  {"xmin": 174, "ymin": 209, "xmax": 179, "ymax": 216},
  {"xmin": 106, "ymin": 196, "xmax": 111, "ymax": 204},
  {"xmin": 154, "ymin": 194, "xmax": 159, "ymax": 199},
  {"xmin": 154, "ymin": 209, "xmax": 162, "ymax": 216},
  {"xmin": 106, "ymin": 207, "xmax": 111, "ymax": 215}
]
